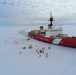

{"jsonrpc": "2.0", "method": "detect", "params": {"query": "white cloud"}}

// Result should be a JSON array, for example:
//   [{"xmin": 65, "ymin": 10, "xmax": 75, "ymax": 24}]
[{"xmin": 0, "ymin": 0, "xmax": 76, "ymax": 25}]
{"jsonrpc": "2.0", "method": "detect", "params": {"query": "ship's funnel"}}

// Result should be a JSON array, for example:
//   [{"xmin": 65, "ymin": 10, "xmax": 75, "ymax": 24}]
[{"xmin": 40, "ymin": 26, "xmax": 44, "ymax": 30}]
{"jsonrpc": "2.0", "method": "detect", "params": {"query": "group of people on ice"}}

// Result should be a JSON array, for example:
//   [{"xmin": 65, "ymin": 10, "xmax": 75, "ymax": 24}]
[
  {"xmin": 36, "ymin": 47, "xmax": 49, "ymax": 58},
  {"xmin": 21, "ymin": 43, "xmax": 51, "ymax": 58}
]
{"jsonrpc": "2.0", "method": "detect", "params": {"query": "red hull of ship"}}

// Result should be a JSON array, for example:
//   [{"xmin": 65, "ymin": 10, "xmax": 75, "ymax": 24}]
[
  {"xmin": 29, "ymin": 35, "xmax": 76, "ymax": 48},
  {"xmin": 59, "ymin": 37, "xmax": 76, "ymax": 48}
]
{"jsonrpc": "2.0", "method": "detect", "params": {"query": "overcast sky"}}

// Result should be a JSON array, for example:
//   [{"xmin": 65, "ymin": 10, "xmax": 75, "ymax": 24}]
[{"xmin": 0, "ymin": 0, "xmax": 76, "ymax": 25}]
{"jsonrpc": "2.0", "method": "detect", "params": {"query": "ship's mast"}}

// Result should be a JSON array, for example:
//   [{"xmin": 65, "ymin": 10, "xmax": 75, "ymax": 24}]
[{"xmin": 50, "ymin": 13, "xmax": 53, "ymax": 26}]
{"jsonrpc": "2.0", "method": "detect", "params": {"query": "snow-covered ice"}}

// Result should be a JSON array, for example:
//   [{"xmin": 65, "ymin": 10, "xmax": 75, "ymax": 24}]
[{"xmin": 0, "ymin": 25, "xmax": 76, "ymax": 75}]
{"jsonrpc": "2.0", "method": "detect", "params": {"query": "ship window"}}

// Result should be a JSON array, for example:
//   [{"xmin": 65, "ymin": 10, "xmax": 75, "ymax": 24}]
[
  {"xmin": 40, "ymin": 32, "xmax": 45, "ymax": 34},
  {"xmin": 40, "ymin": 32, "xmax": 46, "ymax": 36}
]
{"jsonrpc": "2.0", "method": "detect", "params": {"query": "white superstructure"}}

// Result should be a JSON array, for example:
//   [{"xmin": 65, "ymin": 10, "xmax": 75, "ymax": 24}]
[{"xmin": 45, "ymin": 27, "xmax": 63, "ymax": 37}]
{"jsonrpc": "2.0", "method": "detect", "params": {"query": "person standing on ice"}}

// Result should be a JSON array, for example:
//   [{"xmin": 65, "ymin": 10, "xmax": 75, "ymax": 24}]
[
  {"xmin": 46, "ymin": 53, "xmax": 48, "ymax": 58},
  {"xmin": 48, "ymin": 47, "xmax": 51, "ymax": 49},
  {"xmin": 20, "ymin": 52, "xmax": 21, "ymax": 54}
]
